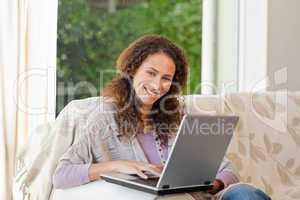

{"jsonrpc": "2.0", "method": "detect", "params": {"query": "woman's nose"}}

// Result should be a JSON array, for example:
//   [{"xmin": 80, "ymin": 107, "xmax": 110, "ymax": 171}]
[{"xmin": 149, "ymin": 76, "xmax": 161, "ymax": 92}]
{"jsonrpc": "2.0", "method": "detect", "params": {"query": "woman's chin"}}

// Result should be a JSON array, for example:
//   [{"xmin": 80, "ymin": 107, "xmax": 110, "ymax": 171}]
[
  {"xmin": 139, "ymin": 96, "xmax": 157, "ymax": 106},
  {"xmin": 140, "ymin": 99, "xmax": 154, "ymax": 106}
]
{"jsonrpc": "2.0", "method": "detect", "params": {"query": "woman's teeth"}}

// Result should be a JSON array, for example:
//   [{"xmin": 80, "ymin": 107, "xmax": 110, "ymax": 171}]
[{"xmin": 144, "ymin": 86, "xmax": 157, "ymax": 97}]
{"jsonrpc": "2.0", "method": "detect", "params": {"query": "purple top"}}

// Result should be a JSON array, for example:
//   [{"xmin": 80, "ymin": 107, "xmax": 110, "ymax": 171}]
[
  {"xmin": 136, "ymin": 132, "xmax": 168, "ymax": 165},
  {"xmin": 53, "ymin": 132, "xmax": 238, "ymax": 189},
  {"xmin": 52, "ymin": 164, "xmax": 91, "ymax": 189}
]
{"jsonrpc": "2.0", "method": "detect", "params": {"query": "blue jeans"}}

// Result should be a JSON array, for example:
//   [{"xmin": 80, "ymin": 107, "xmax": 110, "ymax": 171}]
[{"xmin": 221, "ymin": 184, "xmax": 272, "ymax": 200}]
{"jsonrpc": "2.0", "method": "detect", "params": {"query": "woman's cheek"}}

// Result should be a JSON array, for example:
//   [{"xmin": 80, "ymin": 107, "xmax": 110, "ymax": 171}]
[{"xmin": 162, "ymin": 83, "xmax": 172, "ymax": 94}]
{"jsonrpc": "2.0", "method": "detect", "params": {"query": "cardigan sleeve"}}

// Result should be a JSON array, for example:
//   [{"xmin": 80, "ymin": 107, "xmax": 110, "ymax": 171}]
[
  {"xmin": 52, "ymin": 128, "xmax": 94, "ymax": 189},
  {"xmin": 52, "ymin": 99, "xmax": 114, "ymax": 189},
  {"xmin": 52, "ymin": 163, "xmax": 91, "ymax": 189},
  {"xmin": 54, "ymin": 129, "xmax": 93, "ymax": 166}
]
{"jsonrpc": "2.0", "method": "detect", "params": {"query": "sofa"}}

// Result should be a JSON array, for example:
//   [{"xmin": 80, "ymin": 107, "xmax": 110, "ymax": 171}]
[{"xmin": 14, "ymin": 92, "xmax": 300, "ymax": 200}]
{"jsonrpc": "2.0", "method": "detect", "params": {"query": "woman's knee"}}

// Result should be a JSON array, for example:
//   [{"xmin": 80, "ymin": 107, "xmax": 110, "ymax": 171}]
[{"xmin": 221, "ymin": 184, "xmax": 271, "ymax": 200}]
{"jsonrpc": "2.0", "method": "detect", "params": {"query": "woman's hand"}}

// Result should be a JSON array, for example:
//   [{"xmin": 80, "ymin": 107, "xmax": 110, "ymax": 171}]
[
  {"xmin": 88, "ymin": 160, "xmax": 163, "ymax": 181},
  {"xmin": 109, "ymin": 160, "xmax": 163, "ymax": 179},
  {"xmin": 207, "ymin": 179, "xmax": 224, "ymax": 195},
  {"xmin": 189, "ymin": 179, "xmax": 224, "ymax": 199}
]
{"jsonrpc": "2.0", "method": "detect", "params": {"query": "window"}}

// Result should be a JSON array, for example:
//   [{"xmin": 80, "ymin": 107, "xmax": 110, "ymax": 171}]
[{"xmin": 56, "ymin": 0, "xmax": 202, "ymax": 114}]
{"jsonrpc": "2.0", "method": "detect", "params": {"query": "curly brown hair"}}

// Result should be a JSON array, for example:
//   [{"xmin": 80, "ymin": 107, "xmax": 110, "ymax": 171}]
[{"xmin": 102, "ymin": 35, "xmax": 188, "ymax": 145}]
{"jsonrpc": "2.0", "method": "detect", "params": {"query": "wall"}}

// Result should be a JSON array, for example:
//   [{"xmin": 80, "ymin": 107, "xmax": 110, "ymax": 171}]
[{"xmin": 267, "ymin": 0, "xmax": 300, "ymax": 91}]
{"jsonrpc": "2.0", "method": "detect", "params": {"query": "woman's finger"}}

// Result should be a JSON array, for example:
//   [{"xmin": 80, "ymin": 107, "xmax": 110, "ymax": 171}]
[
  {"xmin": 139, "ymin": 162, "xmax": 160, "ymax": 170},
  {"xmin": 147, "ymin": 163, "xmax": 159, "ymax": 168},
  {"xmin": 148, "ymin": 165, "xmax": 163, "ymax": 174},
  {"xmin": 134, "ymin": 168, "xmax": 148, "ymax": 179},
  {"xmin": 151, "ymin": 164, "xmax": 164, "ymax": 173},
  {"xmin": 148, "ymin": 164, "xmax": 164, "ymax": 171},
  {"xmin": 137, "ymin": 165, "xmax": 161, "ymax": 176}
]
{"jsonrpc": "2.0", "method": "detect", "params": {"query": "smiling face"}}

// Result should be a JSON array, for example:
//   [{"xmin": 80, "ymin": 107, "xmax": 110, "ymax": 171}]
[{"xmin": 133, "ymin": 52, "xmax": 176, "ymax": 107}]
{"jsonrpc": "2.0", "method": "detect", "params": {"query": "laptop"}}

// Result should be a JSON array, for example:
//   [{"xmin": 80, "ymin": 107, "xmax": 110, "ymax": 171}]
[{"xmin": 101, "ymin": 114, "xmax": 239, "ymax": 195}]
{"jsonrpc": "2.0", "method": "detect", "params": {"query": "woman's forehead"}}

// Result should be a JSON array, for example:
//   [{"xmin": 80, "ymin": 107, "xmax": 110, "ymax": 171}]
[{"xmin": 141, "ymin": 53, "xmax": 175, "ymax": 73}]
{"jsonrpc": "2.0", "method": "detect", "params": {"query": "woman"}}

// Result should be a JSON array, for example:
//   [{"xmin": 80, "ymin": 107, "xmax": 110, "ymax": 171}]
[{"xmin": 52, "ymin": 35, "xmax": 271, "ymax": 200}]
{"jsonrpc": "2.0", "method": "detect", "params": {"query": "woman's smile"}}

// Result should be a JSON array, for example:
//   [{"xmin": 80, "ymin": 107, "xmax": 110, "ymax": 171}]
[{"xmin": 143, "ymin": 85, "xmax": 159, "ymax": 98}]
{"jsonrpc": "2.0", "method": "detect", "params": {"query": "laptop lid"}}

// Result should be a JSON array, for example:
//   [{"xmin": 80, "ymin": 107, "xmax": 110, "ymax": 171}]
[{"xmin": 157, "ymin": 114, "xmax": 239, "ymax": 189}]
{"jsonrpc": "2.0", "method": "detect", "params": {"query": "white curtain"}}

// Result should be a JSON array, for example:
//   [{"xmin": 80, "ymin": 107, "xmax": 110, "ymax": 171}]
[{"xmin": 0, "ymin": 0, "xmax": 58, "ymax": 199}]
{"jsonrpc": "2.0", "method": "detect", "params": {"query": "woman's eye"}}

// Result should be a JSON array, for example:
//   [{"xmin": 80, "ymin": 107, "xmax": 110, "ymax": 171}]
[
  {"xmin": 147, "ymin": 71, "xmax": 156, "ymax": 76},
  {"xmin": 163, "ymin": 77, "xmax": 172, "ymax": 81}
]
